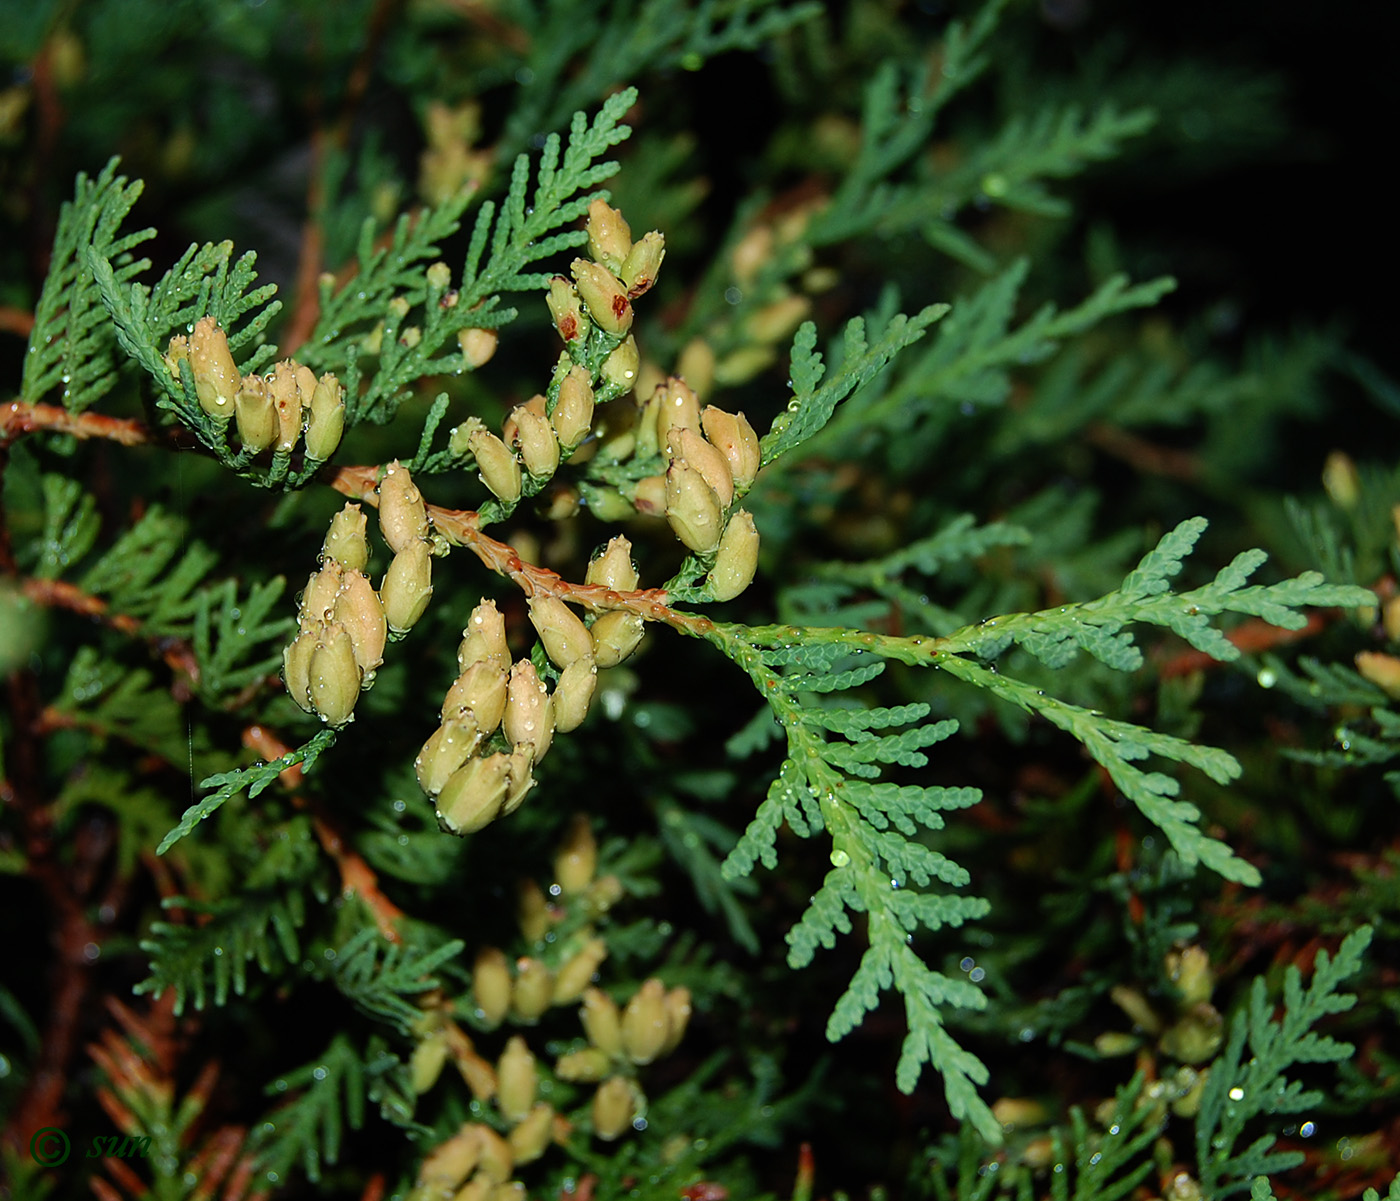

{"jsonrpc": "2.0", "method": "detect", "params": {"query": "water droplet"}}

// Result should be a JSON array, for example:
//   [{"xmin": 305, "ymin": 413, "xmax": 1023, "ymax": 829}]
[
  {"xmin": 829, "ymin": 849, "xmax": 850, "ymax": 868},
  {"xmin": 1300, "ymin": 1120, "xmax": 1315, "ymax": 1137},
  {"xmin": 1256, "ymin": 668, "xmax": 1277, "ymax": 688},
  {"xmin": 959, "ymin": 957, "xmax": 974, "ymax": 971},
  {"xmin": 312, "ymin": 1066, "xmax": 327, "ymax": 1081},
  {"xmin": 1229, "ymin": 1086, "xmax": 1245, "ymax": 1101}
]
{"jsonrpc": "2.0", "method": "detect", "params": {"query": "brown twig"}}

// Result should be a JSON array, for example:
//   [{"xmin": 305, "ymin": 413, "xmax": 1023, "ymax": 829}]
[
  {"xmin": 1156, "ymin": 611, "xmax": 1328, "ymax": 679},
  {"xmin": 1, "ymin": 399, "xmax": 158, "ymax": 448},
  {"xmin": 0, "ymin": 306, "xmax": 35, "ymax": 337}
]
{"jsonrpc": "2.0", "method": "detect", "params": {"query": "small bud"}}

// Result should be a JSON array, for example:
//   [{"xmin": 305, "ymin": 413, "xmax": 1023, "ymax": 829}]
[
  {"xmin": 653, "ymin": 377, "xmax": 702, "ymax": 445},
  {"xmin": 458, "ymin": 599, "xmax": 509, "ymax": 672},
  {"xmin": 417, "ymin": 1124, "xmax": 483, "ymax": 1191},
  {"xmin": 632, "ymin": 474, "xmax": 667, "ymax": 517},
  {"xmin": 334, "ymin": 568, "xmax": 387, "ymax": 674},
  {"xmin": 580, "ymin": 987, "xmax": 622, "ymax": 1056},
  {"xmin": 589, "ymin": 610, "xmax": 645, "ymax": 669},
  {"xmin": 381, "ymin": 540, "xmax": 434, "ymax": 633},
  {"xmin": 700, "ymin": 406, "xmax": 761, "ymax": 490},
  {"xmin": 586, "ymin": 199, "xmax": 633, "ymax": 272},
  {"xmin": 665, "ymin": 459, "xmax": 724, "ymax": 553},
  {"xmin": 585, "ymin": 874, "xmax": 624, "ymax": 914},
  {"xmin": 450, "ymin": 415, "xmax": 487, "ymax": 457},
  {"xmin": 308, "ymin": 622, "xmax": 361, "ymax": 726},
  {"xmin": 508, "ymin": 403, "xmax": 560, "ymax": 477},
  {"xmin": 518, "ymin": 878, "xmax": 552, "ymax": 943},
  {"xmin": 475, "ymin": 1124, "xmax": 515, "ymax": 1184},
  {"xmin": 234, "ymin": 374, "xmax": 278, "ymax": 452},
  {"xmin": 282, "ymin": 628, "xmax": 318, "ymax": 712},
  {"xmin": 164, "ymin": 334, "xmax": 190, "ymax": 379},
  {"xmin": 552, "ymin": 367, "xmax": 595, "ymax": 448},
  {"xmin": 546, "ymin": 275, "xmax": 587, "ymax": 343},
  {"xmin": 502, "ymin": 394, "xmax": 547, "ymax": 448},
  {"xmin": 570, "ymin": 259, "xmax": 633, "ymax": 337},
  {"xmin": 410, "ymin": 1031, "xmax": 449, "ymax": 1094},
  {"xmin": 714, "ymin": 345, "xmax": 776, "ymax": 385},
  {"xmin": 499, "ymin": 747, "xmax": 537, "ymax": 818},
  {"xmin": 301, "ymin": 561, "xmax": 344, "ymax": 624},
  {"xmin": 555, "ymin": 815, "xmax": 598, "ymax": 895},
  {"xmin": 426, "ymin": 261, "xmax": 452, "ymax": 291},
  {"xmin": 496, "ymin": 1036, "xmax": 537, "ymax": 1123},
  {"xmin": 267, "ymin": 361, "xmax": 304, "ymax": 452},
  {"xmin": 676, "ymin": 338, "xmax": 716, "ymax": 397},
  {"xmin": 1093, "ymin": 1031, "xmax": 1140, "ymax": 1057},
  {"xmin": 554, "ymin": 1047, "xmax": 611, "ymax": 1082},
  {"xmin": 399, "ymin": 326, "xmax": 422, "ymax": 350},
  {"xmin": 528, "ymin": 597, "xmax": 592, "ymax": 669},
  {"xmin": 1110, "ymin": 984, "xmax": 1162, "ymax": 1035},
  {"xmin": 1356, "ymin": 651, "xmax": 1400, "ymax": 699},
  {"xmin": 1166, "ymin": 945, "xmax": 1215, "ymax": 1008},
  {"xmin": 322, "ymin": 503, "xmax": 369, "ymax": 572},
  {"xmin": 708, "ymin": 509, "xmax": 759, "ymax": 601},
  {"xmin": 591, "ymin": 1077, "xmax": 635, "ymax": 1141},
  {"xmin": 504, "ymin": 660, "xmax": 555, "ymax": 760},
  {"xmin": 667, "ymin": 427, "xmax": 734, "ymax": 508},
  {"xmin": 442, "ymin": 661, "xmax": 509, "ymax": 733},
  {"xmin": 508, "ymin": 1103, "xmax": 554, "ymax": 1166},
  {"xmin": 659, "ymin": 987, "xmax": 691, "ymax": 1056},
  {"xmin": 552, "ymin": 937, "xmax": 607, "ymax": 1006},
  {"xmin": 388, "ymin": 295, "xmax": 411, "ymax": 320},
  {"xmin": 459, "ymin": 326, "xmax": 498, "ymax": 369},
  {"xmin": 189, "ymin": 316, "xmax": 239, "ymax": 419},
  {"xmin": 437, "ymin": 751, "xmax": 511, "ymax": 834},
  {"xmin": 634, "ymin": 388, "xmax": 663, "ymax": 458},
  {"xmin": 472, "ymin": 948, "xmax": 512, "ymax": 1027},
  {"xmin": 621, "ymin": 978, "xmax": 670, "ymax": 1065},
  {"xmin": 510, "ymin": 957, "xmax": 554, "ymax": 1023},
  {"xmin": 552, "ymin": 656, "xmax": 598, "ymax": 733},
  {"xmin": 469, "ymin": 428, "xmax": 523, "ymax": 503},
  {"xmin": 304, "ymin": 373, "xmax": 345, "ymax": 459},
  {"xmin": 415, "ymin": 716, "xmax": 484, "ymax": 796},
  {"xmin": 1160, "ymin": 1002, "xmax": 1224, "ymax": 1065},
  {"xmin": 378, "ymin": 461, "xmax": 430, "ymax": 554},
  {"xmin": 600, "ymin": 335, "xmax": 639, "ymax": 394},
  {"xmin": 586, "ymin": 537, "xmax": 639, "ymax": 592},
  {"xmin": 620, "ymin": 231, "xmax": 665, "ymax": 296},
  {"xmin": 746, "ymin": 294, "xmax": 810, "ymax": 344},
  {"xmin": 731, "ymin": 225, "xmax": 774, "ymax": 287},
  {"xmin": 1322, "ymin": 449, "xmax": 1360, "ymax": 509}
]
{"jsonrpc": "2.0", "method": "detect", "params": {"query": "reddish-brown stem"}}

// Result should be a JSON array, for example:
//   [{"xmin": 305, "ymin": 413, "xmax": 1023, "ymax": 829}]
[{"xmin": 1, "ymin": 399, "xmax": 158, "ymax": 448}]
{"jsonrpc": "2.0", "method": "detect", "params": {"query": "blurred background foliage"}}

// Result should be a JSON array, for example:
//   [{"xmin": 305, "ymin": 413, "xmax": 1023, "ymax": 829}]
[{"xmin": 0, "ymin": 0, "xmax": 1397, "ymax": 1198}]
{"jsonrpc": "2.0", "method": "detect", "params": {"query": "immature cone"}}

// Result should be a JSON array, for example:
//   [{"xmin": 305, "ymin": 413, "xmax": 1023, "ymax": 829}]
[
  {"xmin": 301, "ymin": 561, "xmax": 344, "ymax": 624},
  {"xmin": 508, "ymin": 1103, "xmax": 555, "ymax": 1166},
  {"xmin": 469, "ymin": 428, "xmax": 523, "ymax": 503},
  {"xmin": 282, "ymin": 628, "xmax": 319, "ymax": 712},
  {"xmin": 600, "ymin": 335, "xmax": 639, "ymax": 394},
  {"xmin": 508, "ymin": 403, "xmax": 559, "ymax": 477},
  {"xmin": 496, "ymin": 1037, "xmax": 537, "ymax": 1123},
  {"xmin": 417, "ymin": 1124, "xmax": 483, "ymax": 1192},
  {"xmin": 189, "ymin": 316, "xmax": 239, "ymax": 419},
  {"xmin": 552, "ymin": 367, "xmax": 595, "ymax": 448},
  {"xmin": 554, "ymin": 1048, "xmax": 610, "ymax": 1082},
  {"xmin": 621, "ymin": 978, "xmax": 670, "ymax": 1065},
  {"xmin": 547, "ymin": 275, "xmax": 587, "ymax": 343},
  {"xmin": 333, "ymin": 569, "xmax": 387, "ymax": 674},
  {"xmin": 580, "ymin": 987, "xmax": 622, "ymax": 1056},
  {"xmin": 268, "ymin": 361, "xmax": 305, "ymax": 452},
  {"xmin": 459, "ymin": 327, "xmax": 498, "ymax": 369},
  {"xmin": 503, "ymin": 660, "xmax": 555, "ymax": 760},
  {"xmin": 555, "ymin": 815, "xmax": 597, "ymax": 895},
  {"xmin": 518, "ymin": 879, "xmax": 552, "ymax": 943},
  {"xmin": 653, "ymin": 377, "xmax": 702, "ymax": 445},
  {"xmin": 586, "ymin": 536, "xmax": 639, "ymax": 592},
  {"xmin": 472, "ymin": 948, "xmax": 512, "ymax": 1027},
  {"xmin": 458, "ymin": 599, "xmax": 509, "ymax": 672},
  {"xmin": 437, "ymin": 751, "xmax": 511, "ymax": 834},
  {"xmin": 415, "ymin": 716, "xmax": 483, "ymax": 796},
  {"xmin": 441, "ymin": 661, "xmax": 509, "ymax": 733},
  {"xmin": 587, "ymin": 199, "xmax": 632, "ymax": 272},
  {"xmin": 381, "ymin": 540, "xmax": 434, "ymax": 633},
  {"xmin": 527, "ymin": 597, "xmax": 593, "ymax": 668},
  {"xmin": 410, "ymin": 1031, "xmax": 449, "ymax": 1095},
  {"xmin": 677, "ymin": 338, "xmax": 716, "ymax": 397},
  {"xmin": 708, "ymin": 509, "xmax": 759, "ymax": 601},
  {"xmin": 589, "ymin": 610, "xmax": 644, "ymax": 669},
  {"xmin": 659, "ymin": 986, "xmax": 692, "ymax": 1056},
  {"xmin": 619, "ymin": 231, "xmax": 665, "ymax": 296},
  {"xmin": 591, "ymin": 1077, "xmax": 635, "ymax": 1141},
  {"xmin": 700, "ymin": 406, "xmax": 761, "ymax": 490},
  {"xmin": 474, "ymin": 1125, "xmax": 515, "ymax": 1184},
  {"xmin": 667, "ymin": 427, "xmax": 734, "ymax": 507},
  {"xmin": 234, "ymin": 374, "xmax": 278, "ymax": 452},
  {"xmin": 304, "ymin": 372, "xmax": 345, "ymax": 459},
  {"xmin": 632, "ymin": 474, "xmax": 666, "ymax": 516},
  {"xmin": 664, "ymin": 458, "xmax": 724, "ymax": 553},
  {"xmin": 379, "ymin": 461, "xmax": 430, "ymax": 554},
  {"xmin": 551, "ymin": 937, "xmax": 607, "ymax": 1006},
  {"xmin": 552, "ymin": 656, "xmax": 597, "ymax": 733},
  {"xmin": 510, "ymin": 957, "xmax": 554, "ymax": 1023},
  {"xmin": 322, "ymin": 503, "xmax": 370, "ymax": 572},
  {"xmin": 570, "ymin": 259, "xmax": 633, "ymax": 336},
  {"xmin": 308, "ymin": 622, "xmax": 361, "ymax": 727},
  {"xmin": 498, "ymin": 748, "xmax": 536, "ymax": 817}
]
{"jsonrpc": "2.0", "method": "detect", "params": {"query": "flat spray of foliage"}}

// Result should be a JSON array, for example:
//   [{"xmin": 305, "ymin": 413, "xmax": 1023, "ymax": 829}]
[{"xmin": 2, "ymin": 1, "xmax": 1396, "ymax": 1198}]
